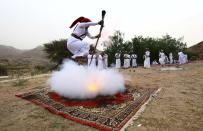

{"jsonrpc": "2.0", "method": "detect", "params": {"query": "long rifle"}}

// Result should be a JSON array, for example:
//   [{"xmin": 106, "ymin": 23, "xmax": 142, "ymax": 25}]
[{"xmin": 89, "ymin": 10, "xmax": 106, "ymax": 66}]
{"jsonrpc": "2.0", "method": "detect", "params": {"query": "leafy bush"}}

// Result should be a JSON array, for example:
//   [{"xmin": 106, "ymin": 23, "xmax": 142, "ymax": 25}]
[
  {"xmin": 0, "ymin": 65, "xmax": 8, "ymax": 76},
  {"xmin": 44, "ymin": 39, "xmax": 72, "ymax": 69},
  {"xmin": 183, "ymin": 50, "xmax": 198, "ymax": 60}
]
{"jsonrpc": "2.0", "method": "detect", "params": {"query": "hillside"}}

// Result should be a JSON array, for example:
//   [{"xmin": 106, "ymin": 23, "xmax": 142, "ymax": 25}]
[
  {"xmin": 0, "ymin": 45, "xmax": 49, "ymax": 66},
  {"xmin": 20, "ymin": 46, "xmax": 46, "ymax": 58},
  {"xmin": 0, "ymin": 45, "xmax": 25, "ymax": 58},
  {"xmin": 187, "ymin": 41, "xmax": 203, "ymax": 59},
  {"xmin": 18, "ymin": 46, "xmax": 49, "ymax": 65}
]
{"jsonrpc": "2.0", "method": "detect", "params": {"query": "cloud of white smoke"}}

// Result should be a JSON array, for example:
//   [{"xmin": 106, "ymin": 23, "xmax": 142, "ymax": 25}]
[{"xmin": 48, "ymin": 60, "xmax": 125, "ymax": 99}]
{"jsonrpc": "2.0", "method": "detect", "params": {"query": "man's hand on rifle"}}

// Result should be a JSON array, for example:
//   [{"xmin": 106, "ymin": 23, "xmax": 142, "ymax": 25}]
[
  {"xmin": 95, "ymin": 34, "xmax": 101, "ymax": 38},
  {"xmin": 90, "ymin": 45, "xmax": 96, "ymax": 54},
  {"xmin": 98, "ymin": 20, "xmax": 104, "ymax": 26},
  {"xmin": 92, "ymin": 49, "xmax": 96, "ymax": 54}
]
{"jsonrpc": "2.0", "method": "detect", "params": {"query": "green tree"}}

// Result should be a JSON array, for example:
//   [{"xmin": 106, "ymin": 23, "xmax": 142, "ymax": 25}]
[{"xmin": 44, "ymin": 39, "xmax": 72, "ymax": 69}]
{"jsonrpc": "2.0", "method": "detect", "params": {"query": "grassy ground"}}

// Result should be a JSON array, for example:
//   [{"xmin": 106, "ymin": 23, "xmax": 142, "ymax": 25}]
[{"xmin": 0, "ymin": 61, "xmax": 202, "ymax": 131}]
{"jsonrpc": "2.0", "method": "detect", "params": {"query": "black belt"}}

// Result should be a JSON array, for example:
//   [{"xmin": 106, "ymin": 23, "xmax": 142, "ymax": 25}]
[{"xmin": 71, "ymin": 33, "xmax": 82, "ymax": 40}]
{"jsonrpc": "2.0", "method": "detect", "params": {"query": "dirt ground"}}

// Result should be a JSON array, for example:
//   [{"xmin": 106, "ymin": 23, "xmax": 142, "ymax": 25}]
[{"xmin": 0, "ymin": 61, "xmax": 202, "ymax": 131}]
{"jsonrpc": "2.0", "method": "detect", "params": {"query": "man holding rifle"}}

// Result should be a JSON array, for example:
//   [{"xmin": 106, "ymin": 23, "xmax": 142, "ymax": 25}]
[{"xmin": 67, "ymin": 16, "xmax": 103, "ymax": 59}]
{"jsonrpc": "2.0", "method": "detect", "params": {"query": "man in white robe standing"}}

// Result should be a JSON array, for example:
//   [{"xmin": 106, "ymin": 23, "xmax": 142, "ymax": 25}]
[
  {"xmin": 97, "ymin": 54, "xmax": 104, "ymax": 70},
  {"xmin": 115, "ymin": 52, "xmax": 121, "ymax": 69},
  {"xmin": 159, "ymin": 50, "xmax": 165, "ymax": 66},
  {"xmin": 169, "ymin": 52, "xmax": 173, "ymax": 64},
  {"xmin": 67, "ymin": 17, "xmax": 103, "ymax": 59},
  {"xmin": 144, "ymin": 49, "xmax": 150, "ymax": 68},
  {"xmin": 103, "ymin": 53, "xmax": 108, "ymax": 69},
  {"xmin": 88, "ymin": 54, "xmax": 96, "ymax": 67},
  {"xmin": 123, "ymin": 53, "xmax": 131, "ymax": 68},
  {"xmin": 131, "ymin": 53, "xmax": 137, "ymax": 68},
  {"xmin": 178, "ymin": 51, "xmax": 185, "ymax": 64}
]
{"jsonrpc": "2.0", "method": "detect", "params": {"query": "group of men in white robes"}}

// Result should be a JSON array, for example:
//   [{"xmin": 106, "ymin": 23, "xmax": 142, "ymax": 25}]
[
  {"xmin": 115, "ymin": 53, "xmax": 138, "ymax": 69},
  {"xmin": 144, "ymin": 49, "xmax": 189, "ymax": 68},
  {"xmin": 87, "ymin": 53, "xmax": 108, "ymax": 69},
  {"xmin": 158, "ymin": 50, "xmax": 188, "ymax": 65},
  {"xmin": 115, "ymin": 49, "xmax": 189, "ymax": 69},
  {"xmin": 158, "ymin": 50, "xmax": 189, "ymax": 65},
  {"xmin": 158, "ymin": 50, "xmax": 174, "ymax": 66}
]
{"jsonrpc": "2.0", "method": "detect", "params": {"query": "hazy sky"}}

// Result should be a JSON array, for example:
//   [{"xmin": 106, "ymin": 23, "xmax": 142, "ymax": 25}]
[{"xmin": 0, "ymin": 0, "xmax": 203, "ymax": 49}]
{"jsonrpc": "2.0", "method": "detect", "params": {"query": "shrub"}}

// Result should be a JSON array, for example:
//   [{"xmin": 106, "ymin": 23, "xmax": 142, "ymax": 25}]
[{"xmin": 0, "ymin": 65, "xmax": 8, "ymax": 76}]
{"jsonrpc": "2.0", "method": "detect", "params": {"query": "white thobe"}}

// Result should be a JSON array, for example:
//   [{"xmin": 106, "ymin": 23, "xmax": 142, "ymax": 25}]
[
  {"xmin": 178, "ymin": 52, "xmax": 185, "ymax": 64},
  {"xmin": 131, "ymin": 54, "xmax": 137, "ymax": 67},
  {"xmin": 88, "ymin": 54, "xmax": 96, "ymax": 67},
  {"xmin": 67, "ymin": 22, "xmax": 98, "ymax": 58},
  {"xmin": 115, "ymin": 53, "xmax": 121, "ymax": 68},
  {"xmin": 169, "ymin": 53, "xmax": 173, "ymax": 64},
  {"xmin": 124, "ymin": 54, "xmax": 130, "ymax": 68},
  {"xmin": 159, "ymin": 52, "xmax": 165, "ymax": 65},
  {"xmin": 144, "ymin": 51, "xmax": 150, "ymax": 68},
  {"xmin": 97, "ymin": 55, "xmax": 103, "ymax": 70},
  {"xmin": 103, "ymin": 54, "xmax": 108, "ymax": 69}
]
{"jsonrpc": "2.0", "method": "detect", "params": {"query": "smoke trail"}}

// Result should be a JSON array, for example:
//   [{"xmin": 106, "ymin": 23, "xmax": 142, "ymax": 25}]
[{"xmin": 48, "ymin": 59, "xmax": 125, "ymax": 99}]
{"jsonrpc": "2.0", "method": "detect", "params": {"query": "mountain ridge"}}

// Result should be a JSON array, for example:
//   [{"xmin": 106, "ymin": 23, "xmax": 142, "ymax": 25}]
[{"xmin": 0, "ymin": 45, "xmax": 49, "ymax": 66}]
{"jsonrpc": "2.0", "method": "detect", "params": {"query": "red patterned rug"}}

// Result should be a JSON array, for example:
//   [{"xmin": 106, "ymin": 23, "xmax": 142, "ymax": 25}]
[{"xmin": 16, "ymin": 86, "xmax": 158, "ymax": 131}]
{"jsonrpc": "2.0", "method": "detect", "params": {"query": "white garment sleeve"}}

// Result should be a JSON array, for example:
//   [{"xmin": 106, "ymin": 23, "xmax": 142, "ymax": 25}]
[
  {"xmin": 86, "ymin": 31, "xmax": 96, "ymax": 39},
  {"xmin": 79, "ymin": 22, "xmax": 98, "ymax": 28}
]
